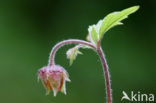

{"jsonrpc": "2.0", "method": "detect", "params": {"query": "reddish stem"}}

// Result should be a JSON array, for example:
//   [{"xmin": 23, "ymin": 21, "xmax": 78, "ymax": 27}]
[
  {"xmin": 97, "ymin": 47, "xmax": 112, "ymax": 103},
  {"xmin": 48, "ymin": 39, "xmax": 96, "ymax": 66},
  {"xmin": 48, "ymin": 39, "xmax": 112, "ymax": 103}
]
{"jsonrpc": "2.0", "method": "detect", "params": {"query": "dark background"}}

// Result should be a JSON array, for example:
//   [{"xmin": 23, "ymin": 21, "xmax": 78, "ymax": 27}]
[{"xmin": 0, "ymin": 0, "xmax": 156, "ymax": 103}]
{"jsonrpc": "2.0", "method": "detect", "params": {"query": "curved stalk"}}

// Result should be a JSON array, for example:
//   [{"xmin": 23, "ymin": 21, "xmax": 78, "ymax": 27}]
[
  {"xmin": 48, "ymin": 39, "xmax": 96, "ymax": 66},
  {"xmin": 48, "ymin": 39, "xmax": 112, "ymax": 103}
]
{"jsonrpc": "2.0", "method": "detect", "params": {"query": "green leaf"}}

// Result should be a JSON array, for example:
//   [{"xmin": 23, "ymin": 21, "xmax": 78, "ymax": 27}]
[
  {"xmin": 99, "ymin": 6, "xmax": 139, "ymax": 39},
  {"xmin": 90, "ymin": 27, "xmax": 98, "ymax": 44},
  {"xmin": 66, "ymin": 44, "xmax": 92, "ymax": 66},
  {"xmin": 69, "ymin": 48, "xmax": 78, "ymax": 66},
  {"xmin": 66, "ymin": 45, "xmax": 82, "ymax": 66},
  {"xmin": 88, "ymin": 6, "xmax": 139, "ymax": 46}
]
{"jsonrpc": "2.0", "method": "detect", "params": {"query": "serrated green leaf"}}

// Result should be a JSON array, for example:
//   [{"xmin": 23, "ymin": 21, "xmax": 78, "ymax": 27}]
[
  {"xmin": 99, "ymin": 6, "xmax": 139, "ymax": 39},
  {"xmin": 69, "ymin": 48, "xmax": 77, "ymax": 66},
  {"xmin": 69, "ymin": 49, "xmax": 82, "ymax": 66},
  {"xmin": 66, "ymin": 44, "xmax": 92, "ymax": 66}
]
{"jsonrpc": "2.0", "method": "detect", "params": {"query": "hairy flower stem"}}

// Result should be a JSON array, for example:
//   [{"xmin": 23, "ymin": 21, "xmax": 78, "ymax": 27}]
[
  {"xmin": 48, "ymin": 39, "xmax": 112, "ymax": 103},
  {"xmin": 49, "ymin": 39, "xmax": 96, "ymax": 66},
  {"xmin": 97, "ymin": 47, "xmax": 112, "ymax": 103}
]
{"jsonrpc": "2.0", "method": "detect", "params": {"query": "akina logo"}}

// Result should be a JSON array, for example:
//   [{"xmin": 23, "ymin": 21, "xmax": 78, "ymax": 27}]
[{"xmin": 121, "ymin": 91, "xmax": 155, "ymax": 102}]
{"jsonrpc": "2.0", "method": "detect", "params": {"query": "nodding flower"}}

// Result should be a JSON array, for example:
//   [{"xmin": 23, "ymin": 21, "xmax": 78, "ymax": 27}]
[{"xmin": 38, "ymin": 65, "xmax": 70, "ymax": 96}]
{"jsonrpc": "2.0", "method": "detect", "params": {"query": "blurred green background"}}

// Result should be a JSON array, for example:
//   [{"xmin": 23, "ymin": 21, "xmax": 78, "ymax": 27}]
[{"xmin": 0, "ymin": 0, "xmax": 156, "ymax": 103}]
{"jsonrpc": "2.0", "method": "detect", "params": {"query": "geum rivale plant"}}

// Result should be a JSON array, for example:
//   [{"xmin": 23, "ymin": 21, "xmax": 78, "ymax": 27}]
[{"xmin": 38, "ymin": 6, "xmax": 139, "ymax": 103}]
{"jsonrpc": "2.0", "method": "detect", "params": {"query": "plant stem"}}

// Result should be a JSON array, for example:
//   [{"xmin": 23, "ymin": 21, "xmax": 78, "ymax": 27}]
[
  {"xmin": 97, "ymin": 47, "xmax": 112, "ymax": 103},
  {"xmin": 48, "ymin": 39, "xmax": 112, "ymax": 103},
  {"xmin": 48, "ymin": 39, "xmax": 96, "ymax": 66}
]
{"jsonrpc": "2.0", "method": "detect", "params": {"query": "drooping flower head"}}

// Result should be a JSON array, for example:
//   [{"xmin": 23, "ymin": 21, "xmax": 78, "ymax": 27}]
[{"xmin": 38, "ymin": 65, "xmax": 70, "ymax": 96}]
